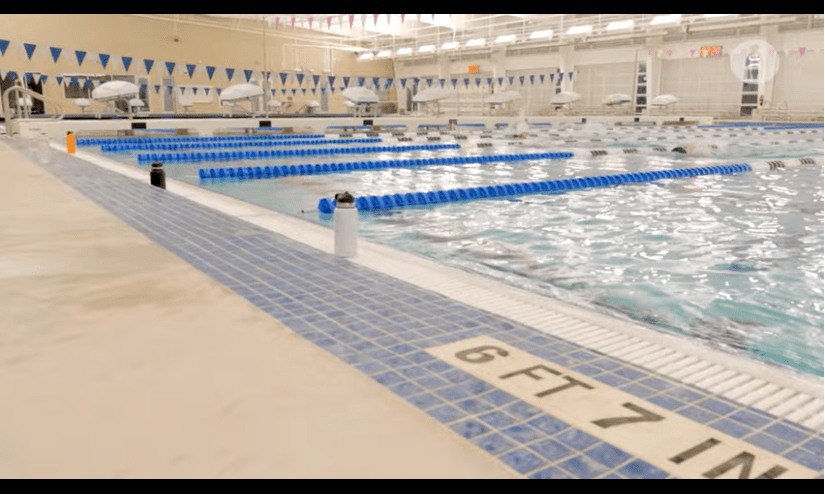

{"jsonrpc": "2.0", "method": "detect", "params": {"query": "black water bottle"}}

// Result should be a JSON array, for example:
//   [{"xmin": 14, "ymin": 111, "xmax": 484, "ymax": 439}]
[{"xmin": 150, "ymin": 161, "xmax": 166, "ymax": 190}]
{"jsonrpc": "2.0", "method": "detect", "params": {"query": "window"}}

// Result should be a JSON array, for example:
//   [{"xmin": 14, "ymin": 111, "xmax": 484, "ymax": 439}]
[
  {"xmin": 62, "ymin": 74, "xmax": 149, "ymax": 112},
  {"xmin": 635, "ymin": 62, "xmax": 647, "ymax": 115},
  {"xmin": 63, "ymin": 75, "xmax": 94, "ymax": 99},
  {"xmin": 741, "ymin": 94, "xmax": 758, "ymax": 105}
]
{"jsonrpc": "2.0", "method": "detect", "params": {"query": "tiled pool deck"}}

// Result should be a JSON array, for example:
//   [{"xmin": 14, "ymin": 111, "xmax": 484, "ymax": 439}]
[{"xmin": 25, "ymin": 141, "xmax": 824, "ymax": 480}]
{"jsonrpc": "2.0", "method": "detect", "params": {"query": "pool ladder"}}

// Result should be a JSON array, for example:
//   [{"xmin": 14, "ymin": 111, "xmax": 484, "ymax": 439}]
[{"xmin": 1, "ymin": 81, "xmax": 65, "ymax": 137}]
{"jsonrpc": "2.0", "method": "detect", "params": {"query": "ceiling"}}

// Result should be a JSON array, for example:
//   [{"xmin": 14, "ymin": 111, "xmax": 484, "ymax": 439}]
[{"xmin": 199, "ymin": 14, "xmax": 821, "ymax": 55}]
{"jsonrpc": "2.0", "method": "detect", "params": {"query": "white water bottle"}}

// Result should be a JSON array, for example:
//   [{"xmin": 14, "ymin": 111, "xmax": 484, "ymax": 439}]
[{"xmin": 334, "ymin": 192, "xmax": 358, "ymax": 258}]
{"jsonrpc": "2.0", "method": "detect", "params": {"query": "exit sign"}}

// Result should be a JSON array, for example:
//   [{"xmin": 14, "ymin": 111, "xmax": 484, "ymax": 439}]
[{"xmin": 469, "ymin": 65, "xmax": 480, "ymax": 74}]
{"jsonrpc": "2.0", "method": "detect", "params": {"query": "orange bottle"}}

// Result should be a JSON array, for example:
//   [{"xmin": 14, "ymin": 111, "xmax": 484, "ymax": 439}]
[{"xmin": 66, "ymin": 132, "xmax": 76, "ymax": 154}]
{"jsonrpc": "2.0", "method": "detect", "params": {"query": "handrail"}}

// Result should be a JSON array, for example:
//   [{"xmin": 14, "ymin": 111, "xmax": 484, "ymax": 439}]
[{"xmin": 2, "ymin": 84, "xmax": 65, "ymax": 137}]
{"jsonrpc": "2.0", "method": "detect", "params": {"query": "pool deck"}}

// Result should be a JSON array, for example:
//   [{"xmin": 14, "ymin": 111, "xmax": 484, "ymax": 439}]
[{"xmin": 0, "ymin": 136, "xmax": 822, "ymax": 480}]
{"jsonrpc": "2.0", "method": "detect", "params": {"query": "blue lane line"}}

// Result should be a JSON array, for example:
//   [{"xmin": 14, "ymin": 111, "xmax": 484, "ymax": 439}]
[
  {"xmin": 697, "ymin": 123, "xmax": 823, "ymax": 130},
  {"xmin": 76, "ymin": 134, "xmax": 327, "ymax": 147},
  {"xmin": 103, "ymin": 138, "xmax": 382, "ymax": 153},
  {"xmin": 318, "ymin": 164, "xmax": 754, "ymax": 214},
  {"xmin": 197, "ymin": 152, "xmax": 575, "ymax": 181}
]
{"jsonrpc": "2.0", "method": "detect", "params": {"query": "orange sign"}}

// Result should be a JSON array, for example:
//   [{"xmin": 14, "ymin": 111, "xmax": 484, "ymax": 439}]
[
  {"xmin": 700, "ymin": 46, "xmax": 722, "ymax": 58},
  {"xmin": 469, "ymin": 65, "xmax": 480, "ymax": 74}
]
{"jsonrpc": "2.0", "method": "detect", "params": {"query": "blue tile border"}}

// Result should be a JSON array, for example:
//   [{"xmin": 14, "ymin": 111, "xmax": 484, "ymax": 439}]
[{"xmin": 28, "ymin": 146, "xmax": 824, "ymax": 480}]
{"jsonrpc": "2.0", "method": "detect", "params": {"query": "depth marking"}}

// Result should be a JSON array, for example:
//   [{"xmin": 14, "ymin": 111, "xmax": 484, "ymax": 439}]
[{"xmin": 428, "ymin": 337, "xmax": 817, "ymax": 479}]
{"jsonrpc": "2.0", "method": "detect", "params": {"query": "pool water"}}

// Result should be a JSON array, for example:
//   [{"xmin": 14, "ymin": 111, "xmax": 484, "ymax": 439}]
[{"xmin": 95, "ymin": 125, "xmax": 825, "ymax": 377}]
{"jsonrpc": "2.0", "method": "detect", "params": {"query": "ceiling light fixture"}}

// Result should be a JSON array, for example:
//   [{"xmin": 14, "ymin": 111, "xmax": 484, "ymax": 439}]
[
  {"xmin": 605, "ymin": 20, "xmax": 634, "ymax": 31},
  {"xmin": 566, "ymin": 25, "xmax": 592, "ymax": 35},
  {"xmin": 651, "ymin": 14, "xmax": 682, "ymax": 25}
]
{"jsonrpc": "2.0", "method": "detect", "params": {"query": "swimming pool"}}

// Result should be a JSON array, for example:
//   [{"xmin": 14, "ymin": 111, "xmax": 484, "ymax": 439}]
[{"xmin": 90, "ymin": 123, "xmax": 825, "ymax": 377}]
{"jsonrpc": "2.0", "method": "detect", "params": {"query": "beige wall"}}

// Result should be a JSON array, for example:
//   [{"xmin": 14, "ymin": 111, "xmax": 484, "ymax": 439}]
[{"xmin": 0, "ymin": 14, "xmax": 393, "ymax": 114}]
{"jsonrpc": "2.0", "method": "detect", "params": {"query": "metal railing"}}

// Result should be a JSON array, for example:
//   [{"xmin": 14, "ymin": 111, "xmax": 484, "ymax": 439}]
[{"xmin": 2, "ymin": 83, "xmax": 65, "ymax": 137}]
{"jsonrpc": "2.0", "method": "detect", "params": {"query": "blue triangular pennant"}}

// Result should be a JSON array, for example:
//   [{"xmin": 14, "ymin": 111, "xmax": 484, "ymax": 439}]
[
  {"xmin": 24, "ymin": 43, "xmax": 36, "ymax": 60},
  {"xmin": 568, "ymin": 71, "xmax": 574, "ymax": 82},
  {"xmin": 206, "ymin": 66, "xmax": 215, "ymax": 80},
  {"xmin": 302, "ymin": 88, "xmax": 307, "ymax": 95},
  {"xmin": 439, "ymin": 78, "xmax": 445, "ymax": 89},
  {"xmin": 529, "ymin": 75, "xmax": 535, "ymax": 85},
  {"xmin": 180, "ymin": 86, "xmax": 186, "ymax": 95},
  {"xmin": 154, "ymin": 85, "xmax": 160, "ymax": 93},
  {"xmin": 140, "ymin": 83, "xmax": 148, "ymax": 94},
  {"xmin": 187, "ymin": 64, "xmax": 197, "ymax": 78},
  {"xmin": 328, "ymin": 76, "xmax": 335, "ymax": 88},
  {"xmin": 451, "ymin": 78, "xmax": 458, "ymax": 89},
  {"xmin": 99, "ymin": 53, "xmax": 110, "ymax": 69},
  {"xmin": 296, "ymin": 73, "xmax": 305, "ymax": 86},
  {"xmin": 509, "ymin": 76, "xmax": 515, "ymax": 86},
  {"xmin": 205, "ymin": 88, "xmax": 210, "ymax": 96},
  {"xmin": 313, "ymin": 75, "xmax": 320, "ymax": 87},
  {"xmin": 280, "ymin": 72, "xmax": 288, "ymax": 85},
  {"xmin": 549, "ymin": 74, "xmax": 555, "ymax": 83},
  {"xmin": 0, "ymin": 39, "xmax": 9, "ymax": 56},
  {"xmin": 144, "ymin": 59, "xmax": 155, "ymax": 74},
  {"xmin": 70, "ymin": 76, "xmax": 78, "ymax": 85},
  {"xmin": 400, "ymin": 78, "xmax": 407, "ymax": 89},
  {"xmin": 25, "ymin": 72, "xmax": 33, "ymax": 83},
  {"xmin": 329, "ymin": 86, "xmax": 335, "ymax": 94},
  {"xmin": 216, "ymin": 88, "xmax": 221, "ymax": 97},
  {"xmin": 519, "ymin": 76, "xmax": 525, "ymax": 86},
  {"xmin": 40, "ymin": 74, "xmax": 48, "ymax": 85},
  {"xmin": 292, "ymin": 89, "xmax": 297, "ymax": 96},
  {"xmin": 475, "ymin": 78, "xmax": 481, "ymax": 87},
  {"xmin": 357, "ymin": 77, "xmax": 365, "ymax": 87},
  {"xmin": 84, "ymin": 79, "xmax": 94, "ymax": 89},
  {"xmin": 56, "ymin": 76, "xmax": 63, "ymax": 86},
  {"xmin": 165, "ymin": 62, "xmax": 176, "ymax": 76},
  {"xmin": 281, "ymin": 89, "xmax": 287, "ymax": 96},
  {"xmin": 497, "ymin": 77, "xmax": 504, "ymax": 87},
  {"xmin": 311, "ymin": 88, "xmax": 316, "ymax": 95},
  {"xmin": 122, "ymin": 56, "xmax": 133, "ymax": 72},
  {"xmin": 463, "ymin": 78, "xmax": 470, "ymax": 89},
  {"xmin": 193, "ymin": 87, "xmax": 198, "ymax": 95},
  {"xmin": 373, "ymin": 77, "xmax": 380, "ymax": 89},
  {"xmin": 75, "ymin": 50, "xmax": 87, "ymax": 67},
  {"xmin": 226, "ymin": 68, "xmax": 235, "ymax": 82},
  {"xmin": 540, "ymin": 74, "xmax": 545, "ymax": 84},
  {"xmin": 8, "ymin": 71, "xmax": 17, "ymax": 80},
  {"xmin": 50, "ymin": 47, "xmax": 62, "ymax": 63},
  {"xmin": 244, "ymin": 69, "xmax": 253, "ymax": 83},
  {"xmin": 343, "ymin": 76, "xmax": 351, "ymax": 87},
  {"xmin": 487, "ymin": 77, "xmax": 493, "ymax": 86}
]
